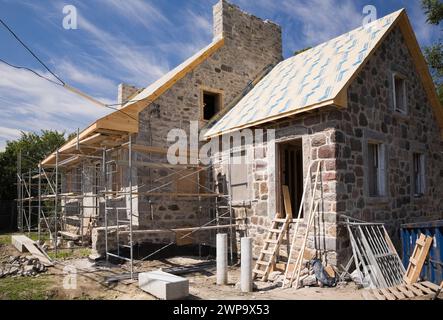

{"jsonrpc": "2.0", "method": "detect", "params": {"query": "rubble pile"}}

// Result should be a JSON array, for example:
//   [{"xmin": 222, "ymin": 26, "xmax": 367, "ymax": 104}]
[
  {"xmin": 268, "ymin": 259, "xmax": 340, "ymax": 288},
  {"xmin": 0, "ymin": 255, "xmax": 47, "ymax": 278}
]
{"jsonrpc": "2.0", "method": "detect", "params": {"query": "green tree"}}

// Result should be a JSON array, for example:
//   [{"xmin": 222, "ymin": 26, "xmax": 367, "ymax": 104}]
[
  {"xmin": 422, "ymin": 0, "xmax": 443, "ymax": 105},
  {"xmin": 0, "ymin": 130, "xmax": 67, "ymax": 200}
]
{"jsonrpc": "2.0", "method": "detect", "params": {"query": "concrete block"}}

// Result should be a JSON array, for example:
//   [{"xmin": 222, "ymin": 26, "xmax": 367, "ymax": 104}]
[
  {"xmin": 11, "ymin": 235, "xmax": 31, "ymax": 253},
  {"xmin": 138, "ymin": 271, "xmax": 189, "ymax": 300}
]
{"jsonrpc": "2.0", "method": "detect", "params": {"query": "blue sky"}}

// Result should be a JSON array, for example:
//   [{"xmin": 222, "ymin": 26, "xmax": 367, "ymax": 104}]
[{"xmin": 0, "ymin": 0, "xmax": 440, "ymax": 150}]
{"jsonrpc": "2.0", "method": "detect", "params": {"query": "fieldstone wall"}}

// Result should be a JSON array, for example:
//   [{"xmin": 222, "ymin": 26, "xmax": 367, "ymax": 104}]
[
  {"xmin": 127, "ymin": 0, "xmax": 282, "ymax": 249},
  {"xmin": 212, "ymin": 111, "xmax": 342, "ymax": 266},
  {"xmin": 333, "ymin": 25, "xmax": 443, "ymax": 262},
  {"xmin": 215, "ymin": 25, "xmax": 443, "ymax": 267}
]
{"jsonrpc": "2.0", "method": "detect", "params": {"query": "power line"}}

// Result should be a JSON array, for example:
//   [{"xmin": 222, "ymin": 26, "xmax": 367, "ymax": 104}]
[
  {"xmin": 0, "ymin": 18, "xmax": 157, "ymax": 127},
  {"xmin": 0, "ymin": 58, "xmax": 63, "ymax": 86},
  {"xmin": 0, "ymin": 18, "xmax": 65, "ymax": 86}
]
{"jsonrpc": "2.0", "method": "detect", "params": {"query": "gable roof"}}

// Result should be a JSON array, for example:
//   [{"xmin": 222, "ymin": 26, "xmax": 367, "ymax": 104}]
[
  {"xmin": 205, "ymin": 10, "xmax": 443, "ymax": 138},
  {"xmin": 42, "ymin": 36, "xmax": 224, "ymax": 166}
]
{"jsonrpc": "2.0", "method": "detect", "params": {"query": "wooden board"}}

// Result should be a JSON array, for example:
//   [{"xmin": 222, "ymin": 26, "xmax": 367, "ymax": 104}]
[
  {"xmin": 404, "ymin": 234, "xmax": 433, "ymax": 284},
  {"xmin": 365, "ymin": 281, "xmax": 440, "ymax": 300},
  {"xmin": 412, "ymin": 283, "xmax": 435, "ymax": 295},
  {"xmin": 176, "ymin": 230, "xmax": 194, "ymax": 246}
]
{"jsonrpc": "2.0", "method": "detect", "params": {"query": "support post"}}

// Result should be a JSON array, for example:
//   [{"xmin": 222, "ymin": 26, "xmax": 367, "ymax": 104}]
[
  {"xmin": 103, "ymin": 148, "xmax": 108, "ymax": 261},
  {"xmin": 217, "ymin": 233, "xmax": 228, "ymax": 285},
  {"xmin": 17, "ymin": 150, "xmax": 22, "ymax": 232},
  {"xmin": 28, "ymin": 169, "xmax": 31, "ymax": 235},
  {"xmin": 55, "ymin": 149, "xmax": 59, "ymax": 258},
  {"xmin": 240, "ymin": 237, "xmax": 253, "ymax": 292},
  {"xmin": 129, "ymin": 135, "xmax": 134, "ymax": 279},
  {"xmin": 38, "ymin": 163, "xmax": 42, "ymax": 242}
]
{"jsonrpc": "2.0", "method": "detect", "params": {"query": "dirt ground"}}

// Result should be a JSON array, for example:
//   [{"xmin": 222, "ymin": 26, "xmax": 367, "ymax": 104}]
[{"xmin": 0, "ymin": 235, "xmax": 438, "ymax": 300}]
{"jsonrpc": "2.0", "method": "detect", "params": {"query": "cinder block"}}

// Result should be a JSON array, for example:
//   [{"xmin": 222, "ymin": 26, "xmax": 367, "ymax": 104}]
[{"xmin": 138, "ymin": 271, "xmax": 189, "ymax": 300}]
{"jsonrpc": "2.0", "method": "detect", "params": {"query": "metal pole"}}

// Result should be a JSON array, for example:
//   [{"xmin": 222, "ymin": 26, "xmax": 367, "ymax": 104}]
[
  {"xmin": 227, "ymin": 154, "xmax": 234, "ymax": 264},
  {"xmin": 21, "ymin": 174, "xmax": 24, "ymax": 233},
  {"xmin": 80, "ymin": 163, "xmax": 83, "ymax": 245},
  {"xmin": 17, "ymin": 150, "xmax": 22, "ymax": 232},
  {"xmin": 28, "ymin": 169, "xmax": 31, "ymax": 235},
  {"xmin": 103, "ymin": 148, "xmax": 108, "ymax": 261},
  {"xmin": 129, "ymin": 135, "xmax": 134, "ymax": 279},
  {"xmin": 55, "ymin": 149, "xmax": 59, "ymax": 258},
  {"xmin": 38, "ymin": 163, "xmax": 42, "ymax": 242}
]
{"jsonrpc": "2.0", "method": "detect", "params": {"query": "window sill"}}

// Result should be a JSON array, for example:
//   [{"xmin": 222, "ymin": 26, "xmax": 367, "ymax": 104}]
[
  {"xmin": 367, "ymin": 196, "xmax": 390, "ymax": 205},
  {"xmin": 393, "ymin": 111, "xmax": 409, "ymax": 121},
  {"xmin": 412, "ymin": 195, "xmax": 427, "ymax": 203}
]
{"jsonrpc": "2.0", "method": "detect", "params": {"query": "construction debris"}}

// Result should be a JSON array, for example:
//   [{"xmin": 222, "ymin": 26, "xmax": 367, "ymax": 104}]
[
  {"xmin": 0, "ymin": 255, "xmax": 47, "ymax": 278},
  {"xmin": 310, "ymin": 259, "xmax": 338, "ymax": 288},
  {"xmin": 341, "ymin": 216, "xmax": 405, "ymax": 289},
  {"xmin": 11, "ymin": 235, "xmax": 53, "ymax": 266},
  {"xmin": 433, "ymin": 281, "xmax": 443, "ymax": 300}
]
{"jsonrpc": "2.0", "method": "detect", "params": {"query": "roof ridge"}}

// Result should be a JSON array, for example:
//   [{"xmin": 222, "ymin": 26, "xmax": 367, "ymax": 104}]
[{"xmin": 289, "ymin": 9, "xmax": 405, "ymax": 62}]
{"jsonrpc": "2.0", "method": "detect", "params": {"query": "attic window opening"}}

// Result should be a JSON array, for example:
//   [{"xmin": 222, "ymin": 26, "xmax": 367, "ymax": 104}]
[
  {"xmin": 203, "ymin": 90, "xmax": 222, "ymax": 121},
  {"xmin": 393, "ymin": 73, "xmax": 407, "ymax": 114}
]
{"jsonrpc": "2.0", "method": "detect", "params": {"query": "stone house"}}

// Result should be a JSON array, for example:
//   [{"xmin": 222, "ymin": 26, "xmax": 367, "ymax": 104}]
[{"xmin": 40, "ymin": 1, "xmax": 442, "ymax": 266}]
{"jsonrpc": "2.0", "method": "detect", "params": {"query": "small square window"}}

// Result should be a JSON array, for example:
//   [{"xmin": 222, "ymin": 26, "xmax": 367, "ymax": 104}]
[
  {"xmin": 413, "ymin": 153, "xmax": 425, "ymax": 196},
  {"xmin": 202, "ymin": 90, "xmax": 222, "ymax": 121},
  {"xmin": 393, "ymin": 74, "xmax": 407, "ymax": 114},
  {"xmin": 368, "ymin": 143, "xmax": 386, "ymax": 197}
]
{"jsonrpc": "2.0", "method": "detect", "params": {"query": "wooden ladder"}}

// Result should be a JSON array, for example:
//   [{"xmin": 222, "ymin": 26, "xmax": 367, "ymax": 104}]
[
  {"xmin": 404, "ymin": 234, "xmax": 433, "ymax": 284},
  {"xmin": 283, "ymin": 161, "xmax": 322, "ymax": 288},
  {"xmin": 252, "ymin": 186, "xmax": 293, "ymax": 282}
]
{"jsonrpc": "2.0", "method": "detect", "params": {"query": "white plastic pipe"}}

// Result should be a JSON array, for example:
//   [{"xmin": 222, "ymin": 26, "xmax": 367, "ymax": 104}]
[
  {"xmin": 217, "ymin": 233, "xmax": 228, "ymax": 285},
  {"xmin": 241, "ymin": 237, "xmax": 253, "ymax": 292}
]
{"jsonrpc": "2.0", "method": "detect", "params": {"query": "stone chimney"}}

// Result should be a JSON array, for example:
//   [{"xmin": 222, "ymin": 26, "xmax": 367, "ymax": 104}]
[
  {"xmin": 117, "ymin": 83, "xmax": 141, "ymax": 107},
  {"xmin": 212, "ymin": 0, "xmax": 282, "ymax": 61}
]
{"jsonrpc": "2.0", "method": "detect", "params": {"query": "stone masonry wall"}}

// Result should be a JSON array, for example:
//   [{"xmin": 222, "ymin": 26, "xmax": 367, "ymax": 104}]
[
  {"xmin": 333, "ymin": 25, "xmax": 443, "ymax": 263},
  {"xmin": 213, "ymin": 25, "xmax": 443, "ymax": 267},
  {"xmin": 212, "ymin": 111, "xmax": 342, "ymax": 266},
  {"xmin": 92, "ymin": 0, "xmax": 283, "ymax": 253}
]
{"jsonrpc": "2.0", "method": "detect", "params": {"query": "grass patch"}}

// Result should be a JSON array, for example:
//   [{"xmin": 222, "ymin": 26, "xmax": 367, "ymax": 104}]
[
  {"xmin": 47, "ymin": 248, "xmax": 91, "ymax": 260},
  {"xmin": 0, "ymin": 276, "xmax": 55, "ymax": 300},
  {"xmin": 0, "ymin": 234, "xmax": 11, "ymax": 245},
  {"xmin": 0, "ymin": 232, "xmax": 50, "ymax": 245}
]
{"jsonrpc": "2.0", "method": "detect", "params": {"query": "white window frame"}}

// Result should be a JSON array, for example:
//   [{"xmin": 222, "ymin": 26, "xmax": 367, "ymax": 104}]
[
  {"xmin": 413, "ymin": 153, "xmax": 426, "ymax": 197},
  {"xmin": 392, "ymin": 72, "xmax": 408, "ymax": 115}
]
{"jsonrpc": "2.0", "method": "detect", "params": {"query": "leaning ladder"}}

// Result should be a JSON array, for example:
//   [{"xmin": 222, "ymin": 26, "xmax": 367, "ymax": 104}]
[
  {"xmin": 252, "ymin": 185, "xmax": 293, "ymax": 281},
  {"xmin": 283, "ymin": 161, "xmax": 322, "ymax": 288},
  {"xmin": 252, "ymin": 215, "xmax": 291, "ymax": 282}
]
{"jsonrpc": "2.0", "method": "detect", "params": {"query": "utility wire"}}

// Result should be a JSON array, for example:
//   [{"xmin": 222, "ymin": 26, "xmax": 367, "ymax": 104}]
[
  {"xmin": 0, "ymin": 18, "xmax": 65, "ymax": 86},
  {"xmin": 0, "ymin": 17, "xmax": 155, "ymax": 125},
  {"xmin": 0, "ymin": 58, "xmax": 63, "ymax": 86}
]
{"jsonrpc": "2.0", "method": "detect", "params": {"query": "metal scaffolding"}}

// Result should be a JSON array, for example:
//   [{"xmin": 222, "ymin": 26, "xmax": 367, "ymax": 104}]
[
  {"xmin": 16, "ymin": 132, "xmax": 238, "ymax": 279},
  {"xmin": 101, "ymin": 136, "xmax": 236, "ymax": 279}
]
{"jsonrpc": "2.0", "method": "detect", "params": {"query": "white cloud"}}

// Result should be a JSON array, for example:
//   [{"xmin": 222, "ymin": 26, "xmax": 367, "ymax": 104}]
[
  {"xmin": 0, "ymin": 63, "xmax": 110, "ymax": 148},
  {"xmin": 283, "ymin": 0, "xmax": 362, "ymax": 46},
  {"xmin": 0, "ymin": 126, "xmax": 21, "ymax": 150},
  {"xmin": 406, "ymin": 1, "xmax": 438, "ymax": 46},
  {"xmin": 56, "ymin": 59, "xmax": 117, "ymax": 95},
  {"xmin": 79, "ymin": 15, "xmax": 169, "ymax": 86},
  {"xmin": 97, "ymin": 0, "xmax": 171, "ymax": 30}
]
